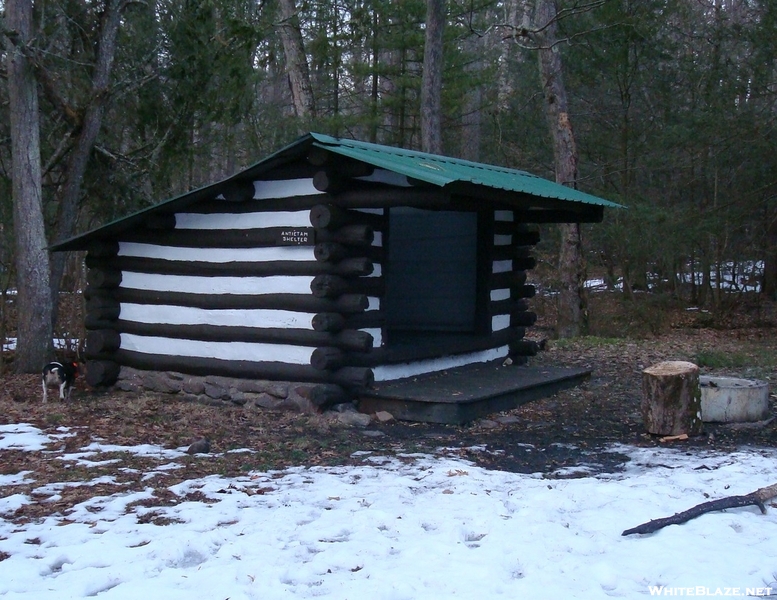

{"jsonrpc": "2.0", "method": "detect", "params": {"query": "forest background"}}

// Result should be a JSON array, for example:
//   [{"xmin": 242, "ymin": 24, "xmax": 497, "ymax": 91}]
[{"xmin": 1, "ymin": 0, "xmax": 776, "ymax": 371}]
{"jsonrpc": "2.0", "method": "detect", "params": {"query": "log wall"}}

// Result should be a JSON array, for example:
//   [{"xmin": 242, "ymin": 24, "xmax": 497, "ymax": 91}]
[
  {"xmin": 490, "ymin": 210, "xmax": 539, "ymax": 343},
  {"xmin": 83, "ymin": 170, "xmax": 541, "ymax": 397},
  {"xmin": 84, "ymin": 177, "xmax": 341, "ymax": 389}
]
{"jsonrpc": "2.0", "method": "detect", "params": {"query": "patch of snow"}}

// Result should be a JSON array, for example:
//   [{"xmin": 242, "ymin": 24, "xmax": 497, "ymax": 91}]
[{"xmin": 2, "ymin": 425, "xmax": 777, "ymax": 599}]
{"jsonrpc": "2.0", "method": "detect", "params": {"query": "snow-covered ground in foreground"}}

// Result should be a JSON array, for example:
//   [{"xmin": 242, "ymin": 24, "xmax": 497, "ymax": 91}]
[{"xmin": 1, "ymin": 423, "xmax": 777, "ymax": 599}]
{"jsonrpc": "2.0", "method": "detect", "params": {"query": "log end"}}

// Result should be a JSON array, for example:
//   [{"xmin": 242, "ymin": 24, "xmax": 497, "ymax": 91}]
[{"xmin": 642, "ymin": 361, "xmax": 699, "ymax": 377}]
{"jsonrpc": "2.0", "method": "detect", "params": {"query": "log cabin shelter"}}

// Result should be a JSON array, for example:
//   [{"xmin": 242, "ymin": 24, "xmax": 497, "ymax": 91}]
[{"xmin": 52, "ymin": 132, "xmax": 621, "ymax": 424}]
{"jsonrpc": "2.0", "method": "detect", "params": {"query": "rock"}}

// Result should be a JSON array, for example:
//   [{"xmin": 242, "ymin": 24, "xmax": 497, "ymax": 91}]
[
  {"xmin": 228, "ymin": 392, "xmax": 248, "ymax": 406},
  {"xmin": 375, "ymin": 410, "xmax": 395, "ymax": 423},
  {"xmin": 495, "ymin": 415, "xmax": 521, "ymax": 425},
  {"xmin": 114, "ymin": 379, "xmax": 142, "ymax": 393},
  {"xmin": 286, "ymin": 386, "xmax": 317, "ymax": 413},
  {"xmin": 250, "ymin": 392, "xmax": 287, "ymax": 410},
  {"xmin": 203, "ymin": 381, "xmax": 229, "ymax": 400},
  {"xmin": 144, "ymin": 372, "xmax": 182, "ymax": 394},
  {"xmin": 361, "ymin": 429, "xmax": 386, "ymax": 437},
  {"xmin": 234, "ymin": 379, "xmax": 290, "ymax": 398},
  {"xmin": 334, "ymin": 411, "xmax": 372, "ymax": 428},
  {"xmin": 182, "ymin": 377, "xmax": 205, "ymax": 395}
]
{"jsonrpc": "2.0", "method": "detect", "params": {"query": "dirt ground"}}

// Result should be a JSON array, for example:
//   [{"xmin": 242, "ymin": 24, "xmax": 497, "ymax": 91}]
[{"xmin": 1, "ymin": 295, "xmax": 776, "ymax": 522}]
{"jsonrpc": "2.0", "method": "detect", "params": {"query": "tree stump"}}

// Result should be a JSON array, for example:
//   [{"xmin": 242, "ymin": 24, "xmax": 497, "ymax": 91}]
[{"xmin": 641, "ymin": 361, "xmax": 703, "ymax": 436}]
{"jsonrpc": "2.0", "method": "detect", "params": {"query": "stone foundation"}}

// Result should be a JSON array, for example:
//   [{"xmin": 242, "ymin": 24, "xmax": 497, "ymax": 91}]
[{"xmin": 115, "ymin": 367, "xmax": 318, "ymax": 413}]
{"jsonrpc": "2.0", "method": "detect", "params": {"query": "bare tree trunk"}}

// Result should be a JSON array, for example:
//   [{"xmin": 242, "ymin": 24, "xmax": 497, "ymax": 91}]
[
  {"xmin": 420, "ymin": 0, "xmax": 445, "ymax": 154},
  {"xmin": 496, "ymin": 0, "xmax": 523, "ymax": 112},
  {"xmin": 535, "ymin": 0, "xmax": 587, "ymax": 338},
  {"xmin": 5, "ymin": 0, "xmax": 54, "ymax": 372},
  {"xmin": 763, "ymin": 207, "xmax": 777, "ymax": 300},
  {"xmin": 50, "ymin": 0, "xmax": 127, "ymax": 326},
  {"xmin": 460, "ymin": 33, "xmax": 482, "ymax": 161},
  {"xmin": 278, "ymin": 0, "xmax": 316, "ymax": 124}
]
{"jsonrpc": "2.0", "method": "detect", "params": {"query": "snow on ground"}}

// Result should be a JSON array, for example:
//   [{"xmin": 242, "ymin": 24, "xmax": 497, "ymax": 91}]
[{"xmin": 1, "ymin": 424, "xmax": 777, "ymax": 599}]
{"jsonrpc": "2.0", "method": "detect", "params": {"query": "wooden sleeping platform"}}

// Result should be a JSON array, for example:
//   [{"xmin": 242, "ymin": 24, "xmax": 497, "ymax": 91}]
[{"xmin": 357, "ymin": 361, "xmax": 591, "ymax": 425}]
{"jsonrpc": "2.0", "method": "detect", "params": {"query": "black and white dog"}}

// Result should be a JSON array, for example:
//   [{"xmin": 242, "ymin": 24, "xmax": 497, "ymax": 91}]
[{"xmin": 42, "ymin": 361, "xmax": 79, "ymax": 403}]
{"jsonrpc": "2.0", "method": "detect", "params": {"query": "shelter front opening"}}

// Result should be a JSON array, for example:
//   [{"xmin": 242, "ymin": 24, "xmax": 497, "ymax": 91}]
[{"xmin": 384, "ymin": 208, "xmax": 484, "ymax": 349}]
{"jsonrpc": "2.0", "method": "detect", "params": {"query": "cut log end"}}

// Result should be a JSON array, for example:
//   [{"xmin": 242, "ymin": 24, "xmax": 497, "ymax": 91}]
[{"xmin": 643, "ymin": 360, "xmax": 699, "ymax": 377}]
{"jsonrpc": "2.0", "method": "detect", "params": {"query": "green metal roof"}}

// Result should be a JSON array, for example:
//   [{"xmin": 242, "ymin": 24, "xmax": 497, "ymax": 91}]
[
  {"xmin": 308, "ymin": 133, "xmax": 622, "ymax": 209},
  {"xmin": 52, "ymin": 132, "xmax": 621, "ymax": 251}
]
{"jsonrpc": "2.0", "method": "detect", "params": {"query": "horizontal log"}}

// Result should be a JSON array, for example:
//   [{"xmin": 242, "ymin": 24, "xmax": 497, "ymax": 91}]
[
  {"xmin": 100, "ymin": 320, "xmax": 374, "ymax": 351},
  {"xmin": 85, "ymin": 360, "xmax": 121, "ymax": 387},
  {"xmin": 108, "ymin": 288, "xmax": 370, "ymax": 313},
  {"xmin": 509, "ymin": 339, "xmax": 543, "ymax": 357},
  {"xmin": 513, "ymin": 284, "xmax": 536, "ymax": 299},
  {"xmin": 86, "ymin": 293, "xmax": 120, "ymax": 311},
  {"xmin": 335, "ymin": 258, "xmax": 374, "ymax": 277},
  {"xmin": 309, "ymin": 384, "xmax": 350, "ymax": 408},
  {"xmin": 187, "ymin": 195, "xmax": 324, "ymax": 214},
  {"xmin": 310, "ymin": 274, "xmax": 384, "ymax": 298},
  {"xmin": 314, "ymin": 242, "xmax": 350, "ymax": 263},
  {"xmin": 86, "ymin": 316, "xmax": 115, "ymax": 330},
  {"xmin": 312, "ymin": 311, "xmax": 385, "ymax": 332},
  {"xmin": 85, "ymin": 329, "xmax": 121, "ymax": 355},
  {"xmin": 83, "ymin": 287, "xmax": 116, "ymax": 304},
  {"xmin": 329, "ymin": 187, "xmax": 453, "ymax": 210},
  {"xmin": 311, "ymin": 347, "xmax": 345, "ymax": 370},
  {"xmin": 87, "ymin": 239, "xmax": 119, "ymax": 258},
  {"xmin": 309, "ymin": 204, "xmax": 385, "ymax": 230},
  {"xmin": 87, "ymin": 268, "xmax": 122, "ymax": 289},
  {"xmin": 307, "ymin": 147, "xmax": 374, "ymax": 178},
  {"xmin": 84, "ymin": 296, "xmax": 120, "ymax": 326},
  {"xmin": 344, "ymin": 311, "xmax": 386, "ymax": 331},
  {"xmin": 492, "ymin": 245, "xmax": 538, "ymax": 262},
  {"xmin": 345, "ymin": 328, "xmax": 524, "ymax": 367},
  {"xmin": 311, "ymin": 274, "xmax": 349, "ymax": 298},
  {"xmin": 333, "ymin": 329, "xmax": 375, "ymax": 352},
  {"xmin": 311, "ymin": 312, "xmax": 346, "ymax": 332},
  {"xmin": 493, "ymin": 223, "xmax": 541, "ymax": 243},
  {"xmin": 144, "ymin": 213, "xmax": 176, "ymax": 230},
  {"xmin": 104, "ymin": 350, "xmax": 374, "ymax": 389},
  {"xmin": 306, "ymin": 146, "xmax": 336, "ymax": 167},
  {"xmin": 119, "ymin": 227, "xmax": 316, "ymax": 249},
  {"xmin": 85, "ymin": 301, "xmax": 121, "ymax": 322},
  {"xmin": 489, "ymin": 298, "xmax": 530, "ymax": 316},
  {"xmin": 332, "ymin": 366, "xmax": 374, "ymax": 389},
  {"xmin": 86, "ymin": 255, "xmax": 372, "ymax": 278},
  {"xmin": 514, "ymin": 257, "xmax": 538, "ymax": 271},
  {"xmin": 315, "ymin": 224, "xmax": 374, "ymax": 246},
  {"xmin": 220, "ymin": 179, "xmax": 255, "ymax": 203},
  {"xmin": 110, "ymin": 350, "xmax": 334, "ymax": 384},
  {"xmin": 314, "ymin": 242, "xmax": 384, "ymax": 263},
  {"xmin": 510, "ymin": 311, "xmax": 538, "ymax": 327},
  {"xmin": 313, "ymin": 170, "xmax": 348, "ymax": 194},
  {"xmin": 490, "ymin": 270, "xmax": 527, "ymax": 289}
]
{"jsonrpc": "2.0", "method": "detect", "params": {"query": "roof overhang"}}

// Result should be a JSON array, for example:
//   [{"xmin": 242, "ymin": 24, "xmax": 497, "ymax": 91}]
[{"xmin": 51, "ymin": 133, "xmax": 622, "ymax": 252}]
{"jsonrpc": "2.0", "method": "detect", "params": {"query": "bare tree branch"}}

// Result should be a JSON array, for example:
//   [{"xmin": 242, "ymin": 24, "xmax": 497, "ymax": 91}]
[
  {"xmin": 623, "ymin": 483, "xmax": 777, "ymax": 536},
  {"xmin": 475, "ymin": 0, "xmax": 607, "ymax": 48}
]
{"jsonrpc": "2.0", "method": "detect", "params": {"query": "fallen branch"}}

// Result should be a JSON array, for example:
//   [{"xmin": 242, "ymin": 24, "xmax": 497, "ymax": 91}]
[{"xmin": 622, "ymin": 483, "xmax": 777, "ymax": 536}]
